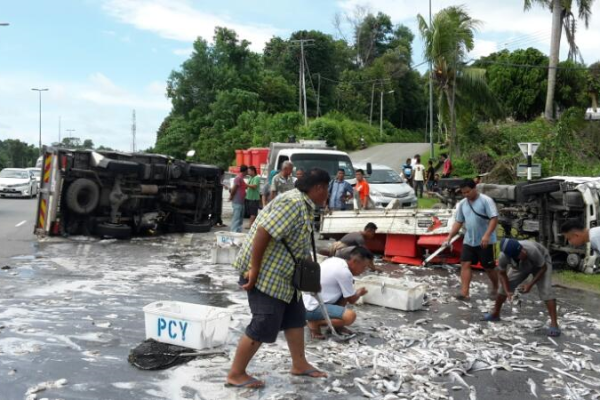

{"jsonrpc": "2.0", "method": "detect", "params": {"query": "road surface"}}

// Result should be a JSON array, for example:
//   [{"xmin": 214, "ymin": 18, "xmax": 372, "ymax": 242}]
[
  {"xmin": 0, "ymin": 197, "xmax": 38, "ymax": 265},
  {"xmin": 350, "ymin": 142, "xmax": 431, "ymax": 172}
]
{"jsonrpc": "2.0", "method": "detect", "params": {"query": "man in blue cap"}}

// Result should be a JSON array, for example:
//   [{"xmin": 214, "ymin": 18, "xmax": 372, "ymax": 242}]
[{"xmin": 482, "ymin": 238, "xmax": 560, "ymax": 337}]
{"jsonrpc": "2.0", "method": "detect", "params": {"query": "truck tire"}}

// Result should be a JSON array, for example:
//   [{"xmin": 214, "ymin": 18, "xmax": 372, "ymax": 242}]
[
  {"xmin": 520, "ymin": 180, "xmax": 562, "ymax": 197},
  {"xmin": 182, "ymin": 221, "xmax": 212, "ymax": 233},
  {"xmin": 96, "ymin": 222, "xmax": 132, "ymax": 239},
  {"xmin": 66, "ymin": 178, "xmax": 100, "ymax": 215}
]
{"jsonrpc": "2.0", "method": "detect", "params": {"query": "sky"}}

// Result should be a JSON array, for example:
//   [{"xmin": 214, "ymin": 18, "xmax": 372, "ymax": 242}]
[{"xmin": 1, "ymin": 0, "xmax": 599, "ymax": 152}]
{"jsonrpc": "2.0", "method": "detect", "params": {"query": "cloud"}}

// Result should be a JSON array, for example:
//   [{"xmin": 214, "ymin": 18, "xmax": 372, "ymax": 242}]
[
  {"xmin": 102, "ymin": 0, "xmax": 280, "ymax": 51},
  {"xmin": 470, "ymin": 39, "xmax": 498, "ymax": 60},
  {"xmin": 0, "ymin": 72, "xmax": 170, "ymax": 151}
]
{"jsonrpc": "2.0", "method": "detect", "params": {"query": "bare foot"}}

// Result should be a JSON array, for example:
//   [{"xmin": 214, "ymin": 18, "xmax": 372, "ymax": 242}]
[{"xmin": 226, "ymin": 373, "xmax": 265, "ymax": 388}]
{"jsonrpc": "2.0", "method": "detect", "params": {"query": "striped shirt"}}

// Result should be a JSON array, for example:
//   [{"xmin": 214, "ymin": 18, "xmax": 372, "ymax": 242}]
[{"xmin": 233, "ymin": 189, "xmax": 315, "ymax": 303}]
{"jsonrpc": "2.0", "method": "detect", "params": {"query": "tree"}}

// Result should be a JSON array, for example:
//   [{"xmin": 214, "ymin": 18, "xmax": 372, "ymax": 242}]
[
  {"xmin": 418, "ymin": 6, "xmax": 498, "ymax": 156},
  {"xmin": 0, "ymin": 139, "xmax": 39, "ymax": 168},
  {"xmin": 588, "ymin": 61, "xmax": 600, "ymax": 111},
  {"xmin": 475, "ymin": 48, "xmax": 548, "ymax": 121},
  {"xmin": 524, "ymin": 0, "xmax": 596, "ymax": 120}
]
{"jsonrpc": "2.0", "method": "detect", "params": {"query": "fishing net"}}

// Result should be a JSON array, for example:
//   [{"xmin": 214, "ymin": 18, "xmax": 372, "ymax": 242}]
[{"xmin": 128, "ymin": 339, "xmax": 227, "ymax": 370}]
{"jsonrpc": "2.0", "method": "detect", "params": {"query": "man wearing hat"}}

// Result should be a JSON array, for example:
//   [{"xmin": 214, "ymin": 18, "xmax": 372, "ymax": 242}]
[{"xmin": 482, "ymin": 238, "xmax": 560, "ymax": 337}]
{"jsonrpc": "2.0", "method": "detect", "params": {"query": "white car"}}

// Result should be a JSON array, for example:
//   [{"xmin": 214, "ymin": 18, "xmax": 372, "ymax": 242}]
[
  {"xmin": 0, "ymin": 168, "xmax": 39, "ymax": 198},
  {"xmin": 26, "ymin": 167, "xmax": 42, "ymax": 189},
  {"xmin": 353, "ymin": 162, "xmax": 418, "ymax": 208}
]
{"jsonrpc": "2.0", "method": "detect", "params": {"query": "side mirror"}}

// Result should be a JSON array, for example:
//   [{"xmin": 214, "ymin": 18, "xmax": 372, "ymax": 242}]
[
  {"xmin": 186, "ymin": 150, "xmax": 196, "ymax": 158},
  {"xmin": 366, "ymin": 162, "xmax": 373, "ymax": 176}
]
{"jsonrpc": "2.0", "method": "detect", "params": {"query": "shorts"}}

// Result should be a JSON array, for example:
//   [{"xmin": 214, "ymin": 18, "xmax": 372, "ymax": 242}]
[
  {"xmin": 461, "ymin": 244, "xmax": 496, "ymax": 269},
  {"xmin": 498, "ymin": 266, "xmax": 554, "ymax": 301},
  {"xmin": 246, "ymin": 200, "xmax": 260, "ymax": 217},
  {"xmin": 305, "ymin": 304, "xmax": 346, "ymax": 321},
  {"xmin": 244, "ymin": 284, "xmax": 306, "ymax": 343}
]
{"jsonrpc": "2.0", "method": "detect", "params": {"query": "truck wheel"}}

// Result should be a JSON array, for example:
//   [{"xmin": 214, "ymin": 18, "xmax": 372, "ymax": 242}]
[
  {"xmin": 66, "ymin": 178, "xmax": 100, "ymax": 214},
  {"xmin": 96, "ymin": 222, "xmax": 132, "ymax": 239},
  {"xmin": 182, "ymin": 221, "xmax": 212, "ymax": 233},
  {"xmin": 520, "ymin": 180, "xmax": 561, "ymax": 197}
]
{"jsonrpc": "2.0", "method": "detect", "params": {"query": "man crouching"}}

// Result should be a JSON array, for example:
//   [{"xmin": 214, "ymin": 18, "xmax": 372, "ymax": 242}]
[
  {"xmin": 302, "ymin": 247, "xmax": 373, "ymax": 339},
  {"xmin": 482, "ymin": 238, "xmax": 560, "ymax": 337}
]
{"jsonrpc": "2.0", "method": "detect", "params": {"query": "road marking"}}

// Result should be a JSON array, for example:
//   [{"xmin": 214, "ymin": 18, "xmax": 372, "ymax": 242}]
[{"xmin": 15, "ymin": 220, "xmax": 27, "ymax": 228}]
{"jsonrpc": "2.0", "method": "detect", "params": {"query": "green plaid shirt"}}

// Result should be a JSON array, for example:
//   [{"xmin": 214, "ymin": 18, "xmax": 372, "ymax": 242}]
[{"xmin": 233, "ymin": 189, "xmax": 315, "ymax": 303}]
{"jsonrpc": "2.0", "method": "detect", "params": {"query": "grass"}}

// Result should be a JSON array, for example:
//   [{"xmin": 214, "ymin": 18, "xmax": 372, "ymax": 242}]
[
  {"xmin": 554, "ymin": 271, "xmax": 600, "ymax": 294},
  {"xmin": 417, "ymin": 197, "xmax": 440, "ymax": 209}
]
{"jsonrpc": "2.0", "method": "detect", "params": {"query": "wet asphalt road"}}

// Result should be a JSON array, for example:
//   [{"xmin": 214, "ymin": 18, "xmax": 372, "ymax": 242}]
[
  {"xmin": 0, "ymin": 197, "xmax": 37, "ymax": 265},
  {"xmin": 1, "ymin": 223, "xmax": 600, "ymax": 400}
]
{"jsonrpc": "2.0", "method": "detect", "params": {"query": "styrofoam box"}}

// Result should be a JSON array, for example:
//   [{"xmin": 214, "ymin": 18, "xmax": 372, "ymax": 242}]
[
  {"xmin": 211, "ymin": 246, "xmax": 240, "ymax": 264},
  {"xmin": 143, "ymin": 301, "xmax": 232, "ymax": 350},
  {"xmin": 355, "ymin": 276, "xmax": 427, "ymax": 311},
  {"xmin": 215, "ymin": 231, "xmax": 247, "ymax": 248}
]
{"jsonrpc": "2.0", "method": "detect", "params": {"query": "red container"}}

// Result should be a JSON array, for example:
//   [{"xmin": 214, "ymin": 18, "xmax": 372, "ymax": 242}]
[
  {"xmin": 255, "ymin": 148, "xmax": 269, "ymax": 167},
  {"xmin": 235, "ymin": 150, "xmax": 243, "ymax": 166},
  {"xmin": 242, "ymin": 150, "xmax": 252, "ymax": 166}
]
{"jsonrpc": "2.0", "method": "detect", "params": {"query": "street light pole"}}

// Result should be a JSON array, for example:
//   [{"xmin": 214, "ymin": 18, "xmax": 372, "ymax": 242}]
[
  {"xmin": 380, "ymin": 89, "xmax": 394, "ymax": 139},
  {"xmin": 0, "ymin": 23, "xmax": 9, "ymax": 26},
  {"xmin": 428, "ymin": 0, "xmax": 435, "ymax": 160},
  {"xmin": 66, "ymin": 129, "xmax": 75, "ymax": 139},
  {"xmin": 31, "ymin": 88, "xmax": 49, "ymax": 154}
]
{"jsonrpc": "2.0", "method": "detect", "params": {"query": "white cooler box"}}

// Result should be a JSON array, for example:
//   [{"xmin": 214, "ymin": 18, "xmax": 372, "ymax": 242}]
[
  {"xmin": 356, "ymin": 276, "xmax": 427, "ymax": 311},
  {"xmin": 143, "ymin": 301, "xmax": 232, "ymax": 350},
  {"xmin": 215, "ymin": 231, "xmax": 247, "ymax": 248}
]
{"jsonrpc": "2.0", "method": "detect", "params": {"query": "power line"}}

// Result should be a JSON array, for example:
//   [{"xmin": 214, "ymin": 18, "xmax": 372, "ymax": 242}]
[{"xmin": 472, "ymin": 59, "xmax": 593, "ymax": 70}]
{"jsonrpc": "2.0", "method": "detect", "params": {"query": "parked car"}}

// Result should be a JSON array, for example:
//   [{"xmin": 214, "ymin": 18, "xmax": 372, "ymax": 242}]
[
  {"xmin": 353, "ymin": 162, "xmax": 417, "ymax": 208},
  {"xmin": 0, "ymin": 168, "xmax": 39, "ymax": 198},
  {"xmin": 26, "ymin": 167, "xmax": 42, "ymax": 189}
]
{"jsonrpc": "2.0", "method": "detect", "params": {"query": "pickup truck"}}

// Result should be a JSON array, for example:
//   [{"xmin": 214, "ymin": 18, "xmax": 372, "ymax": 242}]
[{"xmin": 35, "ymin": 147, "xmax": 222, "ymax": 239}]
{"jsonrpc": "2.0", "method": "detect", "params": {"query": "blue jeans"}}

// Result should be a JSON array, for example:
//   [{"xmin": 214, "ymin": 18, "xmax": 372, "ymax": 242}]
[
  {"xmin": 231, "ymin": 203, "xmax": 244, "ymax": 233},
  {"xmin": 305, "ymin": 304, "xmax": 346, "ymax": 321}
]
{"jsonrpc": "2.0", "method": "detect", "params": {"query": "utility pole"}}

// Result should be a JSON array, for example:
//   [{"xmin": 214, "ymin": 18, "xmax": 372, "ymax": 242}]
[
  {"xmin": 66, "ymin": 129, "xmax": 75, "ymax": 139},
  {"xmin": 380, "ymin": 89, "xmax": 395, "ymax": 139},
  {"xmin": 132, "ymin": 109, "xmax": 137, "ymax": 153},
  {"xmin": 428, "ymin": 0, "xmax": 435, "ymax": 159},
  {"xmin": 58, "ymin": 116, "xmax": 61, "ymax": 143},
  {"xmin": 316, "ymin": 73, "xmax": 321, "ymax": 117},
  {"xmin": 31, "ymin": 88, "xmax": 49, "ymax": 154},
  {"xmin": 291, "ymin": 39, "xmax": 314, "ymax": 126},
  {"xmin": 369, "ymin": 82, "xmax": 376, "ymax": 125}
]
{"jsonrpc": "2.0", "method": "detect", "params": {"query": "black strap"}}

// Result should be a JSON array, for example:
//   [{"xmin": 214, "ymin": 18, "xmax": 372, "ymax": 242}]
[
  {"xmin": 466, "ymin": 199, "xmax": 490, "ymax": 220},
  {"xmin": 282, "ymin": 230, "xmax": 317, "ymax": 263}
]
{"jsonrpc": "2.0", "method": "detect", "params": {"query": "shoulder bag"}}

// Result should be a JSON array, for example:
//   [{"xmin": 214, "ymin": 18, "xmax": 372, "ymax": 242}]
[
  {"xmin": 466, "ymin": 199, "xmax": 490, "ymax": 220},
  {"xmin": 282, "ymin": 231, "xmax": 321, "ymax": 293}
]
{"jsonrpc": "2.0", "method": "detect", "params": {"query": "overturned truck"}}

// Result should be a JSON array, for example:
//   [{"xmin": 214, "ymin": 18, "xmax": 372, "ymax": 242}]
[{"xmin": 35, "ymin": 147, "xmax": 222, "ymax": 239}]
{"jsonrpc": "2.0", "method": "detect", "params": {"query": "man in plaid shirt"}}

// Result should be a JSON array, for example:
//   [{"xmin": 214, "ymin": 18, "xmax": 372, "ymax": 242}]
[{"xmin": 226, "ymin": 168, "xmax": 330, "ymax": 389}]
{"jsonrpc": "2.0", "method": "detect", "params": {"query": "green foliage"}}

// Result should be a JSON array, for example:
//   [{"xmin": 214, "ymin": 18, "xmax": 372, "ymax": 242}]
[{"xmin": 0, "ymin": 139, "xmax": 39, "ymax": 169}]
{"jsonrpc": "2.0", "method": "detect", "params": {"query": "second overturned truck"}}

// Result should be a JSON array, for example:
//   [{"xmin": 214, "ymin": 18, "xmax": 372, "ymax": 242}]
[{"xmin": 35, "ymin": 147, "xmax": 222, "ymax": 239}]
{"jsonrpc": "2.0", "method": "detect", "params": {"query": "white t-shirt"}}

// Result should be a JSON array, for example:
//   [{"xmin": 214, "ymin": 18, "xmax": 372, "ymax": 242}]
[
  {"xmin": 590, "ymin": 227, "xmax": 600, "ymax": 255},
  {"xmin": 302, "ymin": 257, "xmax": 356, "ymax": 311},
  {"xmin": 413, "ymin": 163, "xmax": 425, "ymax": 181}
]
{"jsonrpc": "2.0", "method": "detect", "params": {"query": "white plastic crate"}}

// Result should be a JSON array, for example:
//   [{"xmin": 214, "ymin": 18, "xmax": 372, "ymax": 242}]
[
  {"xmin": 215, "ymin": 231, "xmax": 247, "ymax": 248},
  {"xmin": 356, "ymin": 276, "xmax": 427, "ymax": 311},
  {"xmin": 211, "ymin": 246, "xmax": 240, "ymax": 264},
  {"xmin": 143, "ymin": 301, "xmax": 232, "ymax": 350}
]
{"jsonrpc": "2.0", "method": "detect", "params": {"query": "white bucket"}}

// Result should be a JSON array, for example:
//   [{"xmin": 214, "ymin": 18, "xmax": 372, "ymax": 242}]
[
  {"xmin": 215, "ymin": 231, "xmax": 247, "ymax": 248},
  {"xmin": 211, "ymin": 246, "xmax": 240, "ymax": 264},
  {"xmin": 143, "ymin": 301, "xmax": 232, "ymax": 350},
  {"xmin": 356, "ymin": 276, "xmax": 427, "ymax": 311}
]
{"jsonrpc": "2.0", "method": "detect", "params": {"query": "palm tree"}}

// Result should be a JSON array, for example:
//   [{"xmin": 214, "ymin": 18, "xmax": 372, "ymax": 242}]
[
  {"xmin": 524, "ymin": 0, "xmax": 595, "ymax": 120},
  {"xmin": 418, "ymin": 6, "xmax": 498, "ymax": 156}
]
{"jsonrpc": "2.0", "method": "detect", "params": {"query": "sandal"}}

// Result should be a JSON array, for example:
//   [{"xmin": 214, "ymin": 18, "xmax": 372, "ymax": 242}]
[
  {"xmin": 291, "ymin": 368, "xmax": 327, "ymax": 378},
  {"xmin": 455, "ymin": 294, "xmax": 471, "ymax": 301},
  {"xmin": 310, "ymin": 330, "xmax": 326, "ymax": 340},
  {"xmin": 224, "ymin": 377, "xmax": 265, "ymax": 389},
  {"xmin": 480, "ymin": 312, "xmax": 501, "ymax": 322},
  {"xmin": 548, "ymin": 326, "xmax": 561, "ymax": 337}
]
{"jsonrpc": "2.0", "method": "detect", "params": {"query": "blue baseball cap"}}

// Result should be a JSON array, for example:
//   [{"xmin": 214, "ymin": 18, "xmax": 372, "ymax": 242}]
[{"xmin": 501, "ymin": 238, "xmax": 522, "ymax": 260}]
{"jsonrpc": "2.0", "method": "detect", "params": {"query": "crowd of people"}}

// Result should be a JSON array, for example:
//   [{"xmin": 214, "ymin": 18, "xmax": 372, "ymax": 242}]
[{"xmin": 224, "ymin": 164, "xmax": 600, "ymax": 390}]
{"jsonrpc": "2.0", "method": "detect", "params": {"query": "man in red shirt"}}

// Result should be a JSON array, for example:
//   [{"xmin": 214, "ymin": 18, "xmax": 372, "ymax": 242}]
[
  {"xmin": 354, "ymin": 169, "xmax": 370, "ymax": 209},
  {"xmin": 441, "ymin": 153, "xmax": 452, "ymax": 178},
  {"xmin": 229, "ymin": 165, "xmax": 248, "ymax": 232}
]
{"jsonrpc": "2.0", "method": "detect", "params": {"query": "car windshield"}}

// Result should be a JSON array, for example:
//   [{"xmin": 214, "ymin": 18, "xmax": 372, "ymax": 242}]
[
  {"xmin": 0, "ymin": 170, "xmax": 29, "ymax": 179},
  {"xmin": 367, "ymin": 169, "xmax": 402, "ymax": 184},
  {"xmin": 291, "ymin": 154, "xmax": 354, "ymax": 178},
  {"xmin": 29, "ymin": 170, "xmax": 41, "ymax": 178}
]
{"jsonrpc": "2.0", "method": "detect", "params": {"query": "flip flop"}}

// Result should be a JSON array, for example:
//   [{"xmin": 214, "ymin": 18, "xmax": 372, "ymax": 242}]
[
  {"xmin": 455, "ymin": 294, "xmax": 471, "ymax": 301},
  {"xmin": 480, "ymin": 313, "xmax": 501, "ymax": 322},
  {"xmin": 291, "ymin": 368, "xmax": 326, "ymax": 378},
  {"xmin": 224, "ymin": 377, "xmax": 264, "ymax": 389},
  {"xmin": 548, "ymin": 326, "xmax": 561, "ymax": 337},
  {"xmin": 310, "ymin": 331, "xmax": 326, "ymax": 340}
]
